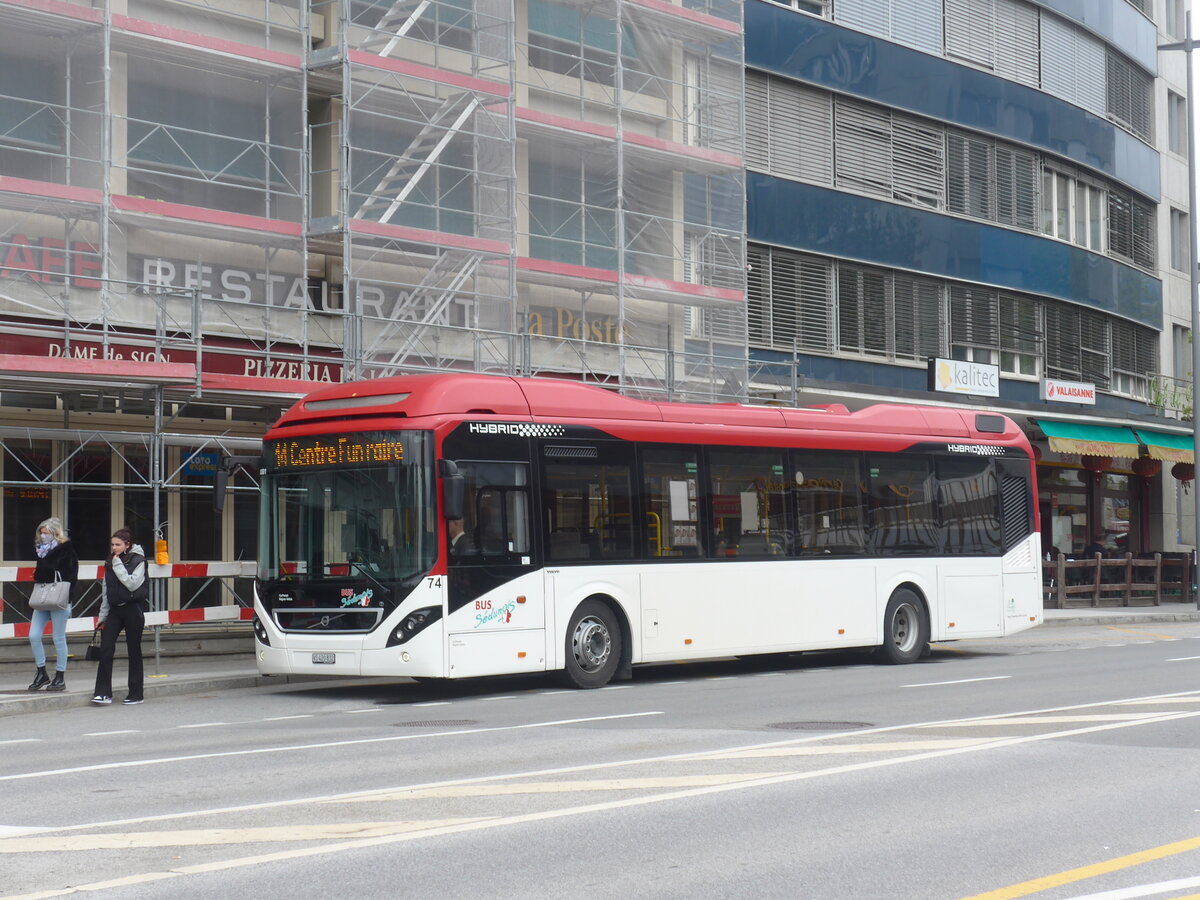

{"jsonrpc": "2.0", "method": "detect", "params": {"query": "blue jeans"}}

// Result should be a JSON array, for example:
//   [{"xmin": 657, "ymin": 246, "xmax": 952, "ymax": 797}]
[{"xmin": 29, "ymin": 605, "xmax": 71, "ymax": 671}]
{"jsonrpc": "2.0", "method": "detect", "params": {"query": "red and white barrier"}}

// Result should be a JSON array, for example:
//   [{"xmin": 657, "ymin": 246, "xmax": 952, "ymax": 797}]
[
  {"xmin": 0, "ymin": 561, "xmax": 258, "ymax": 639},
  {"xmin": 0, "ymin": 605, "xmax": 255, "ymax": 639},
  {"xmin": 0, "ymin": 561, "xmax": 256, "ymax": 583}
]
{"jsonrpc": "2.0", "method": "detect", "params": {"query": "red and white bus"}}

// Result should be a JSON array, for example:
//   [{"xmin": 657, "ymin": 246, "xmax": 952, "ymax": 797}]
[{"xmin": 251, "ymin": 373, "xmax": 1041, "ymax": 687}]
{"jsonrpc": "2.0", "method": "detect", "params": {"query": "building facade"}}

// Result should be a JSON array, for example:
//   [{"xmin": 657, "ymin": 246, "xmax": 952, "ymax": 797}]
[
  {"xmin": 0, "ymin": 0, "xmax": 1190, "ymax": 621},
  {"xmin": 742, "ymin": 0, "xmax": 1196, "ymax": 561}
]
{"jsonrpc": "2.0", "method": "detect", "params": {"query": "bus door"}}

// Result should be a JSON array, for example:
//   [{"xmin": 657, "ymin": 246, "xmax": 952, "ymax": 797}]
[{"xmin": 445, "ymin": 460, "xmax": 543, "ymax": 677}]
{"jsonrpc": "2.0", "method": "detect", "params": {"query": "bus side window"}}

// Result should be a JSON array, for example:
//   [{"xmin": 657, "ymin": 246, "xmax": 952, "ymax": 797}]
[
  {"xmin": 640, "ymin": 446, "xmax": 703, "ymax": 559},
  {"xmin": 451, "ymin": 462, "xmax": 530, "ymax": 565}
]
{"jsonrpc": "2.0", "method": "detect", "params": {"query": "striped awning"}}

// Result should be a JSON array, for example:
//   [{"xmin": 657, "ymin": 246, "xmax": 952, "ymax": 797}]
[
  {"xmin": 1034, "ymin": 420, "xmax": 1140, "ymax": 459},
  {"xmin": 1133, "ymin": 429, "xmax": 1195, "ymax": 463}
]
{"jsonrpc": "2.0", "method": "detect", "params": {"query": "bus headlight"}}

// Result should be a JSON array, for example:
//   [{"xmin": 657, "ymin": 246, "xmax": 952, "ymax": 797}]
[
  {"xmin": 252, "ymin": 614, "xmax": 270, "ymax": 646},
  {"xmin": 388, "ymin": 606, "xmax": 442, "ymax": 646}
]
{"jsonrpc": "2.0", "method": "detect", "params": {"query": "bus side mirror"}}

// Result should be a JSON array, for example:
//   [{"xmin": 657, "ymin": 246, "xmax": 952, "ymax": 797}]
[
  {"xmin": 214, "ymin": 455, "xmax": 261, "ymax": 512},
  {"xmin": 439, "ymin": 459, "xmax": 465, "ymax": 521},
  {"xmin": 214, "ymin": 467, "xmax": 230, "ymax": 513}
]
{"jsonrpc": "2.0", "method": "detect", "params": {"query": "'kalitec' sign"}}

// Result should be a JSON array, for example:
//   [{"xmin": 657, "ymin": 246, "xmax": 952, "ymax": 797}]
[{"xmin": 927, "ymin": 357, "xmax": 1000, "ymax": 398}]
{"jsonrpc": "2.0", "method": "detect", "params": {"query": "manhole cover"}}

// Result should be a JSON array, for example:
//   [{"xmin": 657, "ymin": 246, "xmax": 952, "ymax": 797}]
[
  {"xmin": 392, "ymin": 720, "xmax": 479, "ymax": 728},
  {"xmin": 767, "ymin": 721, "xmax": 872, "ymax": 731}
]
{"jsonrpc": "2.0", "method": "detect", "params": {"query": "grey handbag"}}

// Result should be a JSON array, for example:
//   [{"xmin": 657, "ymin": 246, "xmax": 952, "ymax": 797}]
[{"xmin": 29, "ymin": 573, "xmax": 70, "ymax": 611}]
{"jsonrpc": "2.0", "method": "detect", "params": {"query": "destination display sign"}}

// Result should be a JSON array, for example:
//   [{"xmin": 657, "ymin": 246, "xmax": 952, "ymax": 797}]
[{"xmin": 268, "ymin": 433, "xmax": 407, "ymax": 469}]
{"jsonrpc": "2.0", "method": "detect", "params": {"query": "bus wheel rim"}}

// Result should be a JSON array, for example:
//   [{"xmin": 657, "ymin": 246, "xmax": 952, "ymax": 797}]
[
  {"xmin": 573, "ymin": 616, "xmax": 610, "ymax": 672},
  {"xmin": 892, "ymin": 603, "xmax": 917, "ymax": 653}
]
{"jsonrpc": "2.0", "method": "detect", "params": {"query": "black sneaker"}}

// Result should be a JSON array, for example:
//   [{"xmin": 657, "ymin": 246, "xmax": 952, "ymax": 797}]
[
  {"xmin": 91, "ymin": 695, "xmax": 112, "ymax": 705},
  {"xmin": 122, "ymin": 697, "xmax": 144, "ymax": 705}
]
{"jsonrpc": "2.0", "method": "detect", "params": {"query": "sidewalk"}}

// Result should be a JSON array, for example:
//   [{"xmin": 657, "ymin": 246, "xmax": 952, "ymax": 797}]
[{"xmin": 1, "ymin": 605, "xmax": 1196, "ymax": 717}]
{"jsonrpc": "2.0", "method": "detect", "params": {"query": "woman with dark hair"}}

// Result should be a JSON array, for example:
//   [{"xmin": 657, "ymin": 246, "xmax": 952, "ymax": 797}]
[
  {"xmin": 27, "ymin": 517, "xmax": 78, "ymax": 692},
  {"xmin": 91, "ymin": 528, "xmax": 149, "ymax": 706}
]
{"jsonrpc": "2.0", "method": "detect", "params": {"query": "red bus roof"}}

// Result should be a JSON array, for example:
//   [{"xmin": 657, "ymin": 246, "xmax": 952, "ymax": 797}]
[{"xmin": 265, "ymin": 373, "xmax": 1028, "ymax": 448}]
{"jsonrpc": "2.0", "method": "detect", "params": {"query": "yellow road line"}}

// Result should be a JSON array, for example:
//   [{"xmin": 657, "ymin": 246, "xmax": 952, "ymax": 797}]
[
  {"xmin": 1101, "ymin": 626, "xmax": 1180, "ymax": 640},
  {"xmin": 960, "ymin": 835, "xmax": 1200, "ymax": 899}
]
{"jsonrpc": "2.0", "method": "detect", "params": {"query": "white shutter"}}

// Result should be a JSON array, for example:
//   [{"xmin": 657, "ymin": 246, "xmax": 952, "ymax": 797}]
[
  {"xmin": 994, "ymin": 144, "xmax": 1038, "ymax": 230},
  {"xmin": 744, "ymin": 72, "xmax": 769, "ymax": 172},
  {"xmin": 795, "ymin": 84, "xmax": 834, "ymax": 185},
  {"xmin": 1074, "ymin": 28, "xmax": 1106, "ymax": 118},
  {"xmin": 894, "ymin": 275, "xmax": 943, "ymax": 361},
  {"xmin": 892, "ymin": 113, "xmax": 944, "ymax": 209},
  {"xmin": 946, "ymin": 130, "xmax": 994, "ymax": 220},
  {"xmin": 768, "ymin": 78, "xmax": 803, "ymax": 179},
  {"xmin": 835, "ymin": 100, "xmax": 892, "ymax": 197},
  {"xmin": 945, "ymin": 0, "xmax": 995, "ymax": 70},
  {"xmin": 994, "ymin": 0, "xmax": 1039, "ymax": 87},
  {"xmin": 833, "ymin": 0, "xmax": 890, "ymax": 41},
  {"xmin": 749, "ymin": 247, "xmax": 834, "ymax": 353},
  {"xmin": 890, "ymin": 0, "xmax": 942, "ymax": 55},
  {"xmin": 1040, "ymin": 14, "xmax": 1077, "ymax": 106}
]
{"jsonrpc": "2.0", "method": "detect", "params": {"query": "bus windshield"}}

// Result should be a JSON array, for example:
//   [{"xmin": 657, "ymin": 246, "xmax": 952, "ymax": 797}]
[{"xmin": 259, "ymin": 431, "xmax": 435, "ymax": 583}]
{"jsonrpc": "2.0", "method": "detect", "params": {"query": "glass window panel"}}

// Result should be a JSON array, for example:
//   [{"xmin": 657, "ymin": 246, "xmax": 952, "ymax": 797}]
[
  {"xmin": 707, "ymin": 448, "xmax": 788, "ymax": 558},
  {"xmin": 937, "ymin": 457, "xmax": 1001, "ymax": 554},
  {"xmin": 867, "ymin": 455, "xmax": 938, "ymax": 553},
  {"xmin": 641, "ymin": 446, "xmax": 704, "ymax": 559},
  {"xmin": 541, "ymin": 446, "xmax": 633, "ymax": 562},
  {"xmin": 790, "ymin": 450, "xmax": 865, "ymax": 555}
]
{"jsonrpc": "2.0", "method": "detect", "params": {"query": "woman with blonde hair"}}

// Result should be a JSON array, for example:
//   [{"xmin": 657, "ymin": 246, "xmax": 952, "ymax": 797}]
[{"xmin": 28, "ymin": 517, "xmax": 79, "ymax": 692}]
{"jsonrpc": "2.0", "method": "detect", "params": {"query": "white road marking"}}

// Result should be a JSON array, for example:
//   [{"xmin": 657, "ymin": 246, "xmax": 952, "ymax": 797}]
[
  {"xmin": 177, "ymin": 722, "xmax": 228, "ymax": 729},
  {"xmin": 261, "ymin": 715, "xmax": 313, "ymax": 721},
  {"xmin": 0, "ymin": 740, "xmax": 39, "ymax": 746},
  {"xmin": 338, "ymin": 774, "xmax": 776, "ymax": 803},
  {"xmin": 411, "ymin": 701, "xmax": 450, "ymax": 708},
  {"xmin": 0, "ymin": 819, "xmax": 489, "ymax": 853},
  {"xmin": 0, "ymin": 712, "xmax": 666, "ymax": 783},
  {"xmin": 1166, "ymin": 655, "xmax": 1200, "ymax": 662},
  {"xmin": 698, "ymin": 739, "xmax": 992, "ymax": 759},
  {"xmin": 344, "ymin": 709, "xmax": 382, "ymax": 714},
  {"xmin": 1062, "ymin": 874, "xmax": 1200, "ymax": 899},
  {"xmin": 4, "ymin": 688, "xmax": 1198, "ymax": 864},
  {"xmin": 485, "ymin": 696, "xmax": 517, "ymax": 701},
  {"xmin": 82, "ymin": 731, "xmax": 139, "ymax": 737},
  {"xmin": 903, "ymin": 676, "xmax": 1012, "ymax": 688},
  {"xmin": 599, "ymin": 685, "xmax": 632, "ymax": 691},
  {"xmin": 7, "ymin": 708, "xmax": 1200, "ymax": 898},
  {"xmin": 1120, "ymin": 696, "xmax": 1200, "ymax": 704},
  {"xmin": 925, "ymin": 713, "xmax": 1167, "ymax": 727}
]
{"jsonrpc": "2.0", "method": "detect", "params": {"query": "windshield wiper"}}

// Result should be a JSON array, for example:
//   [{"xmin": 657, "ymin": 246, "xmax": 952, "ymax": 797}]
[{"xmin": 346, "ymin": 558, "xmax": 389, "ymax": 595}]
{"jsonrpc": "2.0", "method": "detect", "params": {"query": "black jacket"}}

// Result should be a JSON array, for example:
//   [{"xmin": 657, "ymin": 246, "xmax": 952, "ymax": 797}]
[{"xmin": 34, "ymin": 541, "xmax": 79, "ymax": 586}]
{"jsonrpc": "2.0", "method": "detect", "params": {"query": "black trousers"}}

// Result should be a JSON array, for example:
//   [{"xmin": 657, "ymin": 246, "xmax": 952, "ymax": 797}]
[{"xmin": 93, "ymin": 603, "xmax": 145, "ymax": 700}]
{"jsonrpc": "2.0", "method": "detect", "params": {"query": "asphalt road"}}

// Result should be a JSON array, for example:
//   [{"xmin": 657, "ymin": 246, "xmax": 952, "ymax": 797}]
[{"xmin": 4, "ymin": 621, "xmax": 1200, "ymax": 900}]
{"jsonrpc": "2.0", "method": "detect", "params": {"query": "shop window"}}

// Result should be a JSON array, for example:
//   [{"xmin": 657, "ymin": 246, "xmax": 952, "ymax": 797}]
[
  {"xmin": 790, "ymin": 450, "xmax": 865, "ymax": 555},
  {"xmin": 541, "ymin": 445, "xmax": 633, "ymax": 562},
  {"xmin": 641, "ymin": 446, "xmax": 704, "ymax": 559},
  {"xmin": 866, "ymin": 455, "xmax": 938, "ymax": 554},
  {"xmin": 68, "ymin": 449, "xmax": 112, "ymax": 560},
  {"xmin": 2, "ymin": 441, "xmax": 52, "ymax": 562},
  {"xmin": 706, "ymin": 448, "xmax": 788, "ymax": 558}
]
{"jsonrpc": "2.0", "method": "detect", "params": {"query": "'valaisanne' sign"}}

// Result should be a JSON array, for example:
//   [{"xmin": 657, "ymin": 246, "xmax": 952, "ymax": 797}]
[{"xmin": 1040, "ymin": 378, "xmax": 1096, "ymax": 405}]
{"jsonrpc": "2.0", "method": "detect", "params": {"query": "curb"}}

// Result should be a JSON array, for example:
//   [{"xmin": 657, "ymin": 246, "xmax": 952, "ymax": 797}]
[
  {"xmin": 0, "ymin": 673, "xmax": 271, "ymax": 717},
  {"xmin": 1041, "ymin": 611, "xmax": 1200, "ymax": 627}
]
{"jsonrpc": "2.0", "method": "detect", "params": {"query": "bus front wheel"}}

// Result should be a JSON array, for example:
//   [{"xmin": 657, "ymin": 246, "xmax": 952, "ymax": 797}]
[
  {"xmin": 562, "ymin": 600, "xmax": 621, "ymax": 688},
  {"xmin": 878, "ymin": 588, "xmax": 929, "ymax": 665}
]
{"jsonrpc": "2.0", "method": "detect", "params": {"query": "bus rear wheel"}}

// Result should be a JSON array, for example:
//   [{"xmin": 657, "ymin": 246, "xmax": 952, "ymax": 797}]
[
  {"xmin": 878, "ymin": 588, "xmax": 928, "ymax": 665},
  {"xmin": 562, "ymin": 600, "xmax": 621, "ymax": 688}
]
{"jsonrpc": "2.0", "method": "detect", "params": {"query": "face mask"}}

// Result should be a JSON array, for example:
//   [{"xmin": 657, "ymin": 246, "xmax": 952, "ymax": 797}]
[{"xmin": 38, "ymin": 534, "xmax": 54, "ymax": 545}]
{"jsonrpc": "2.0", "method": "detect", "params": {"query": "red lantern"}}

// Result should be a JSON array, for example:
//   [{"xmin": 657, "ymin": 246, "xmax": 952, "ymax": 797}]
[
  {"xmin": 1080, "ymin": 455, "xmax": 1112, "ymax": 472},
  {"xmin": 1131, "ymin": 457, "xmax": 1161, "ymax": 478},
  {"xmin": 1172, "ymin": 462, "xmax": 1195, "ymax": 482}
]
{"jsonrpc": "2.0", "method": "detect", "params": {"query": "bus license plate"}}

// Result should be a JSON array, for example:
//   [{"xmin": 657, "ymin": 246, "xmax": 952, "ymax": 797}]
[{"xmin": 312, "ymin": 652, "xmax": 336, "ymax": 665}]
